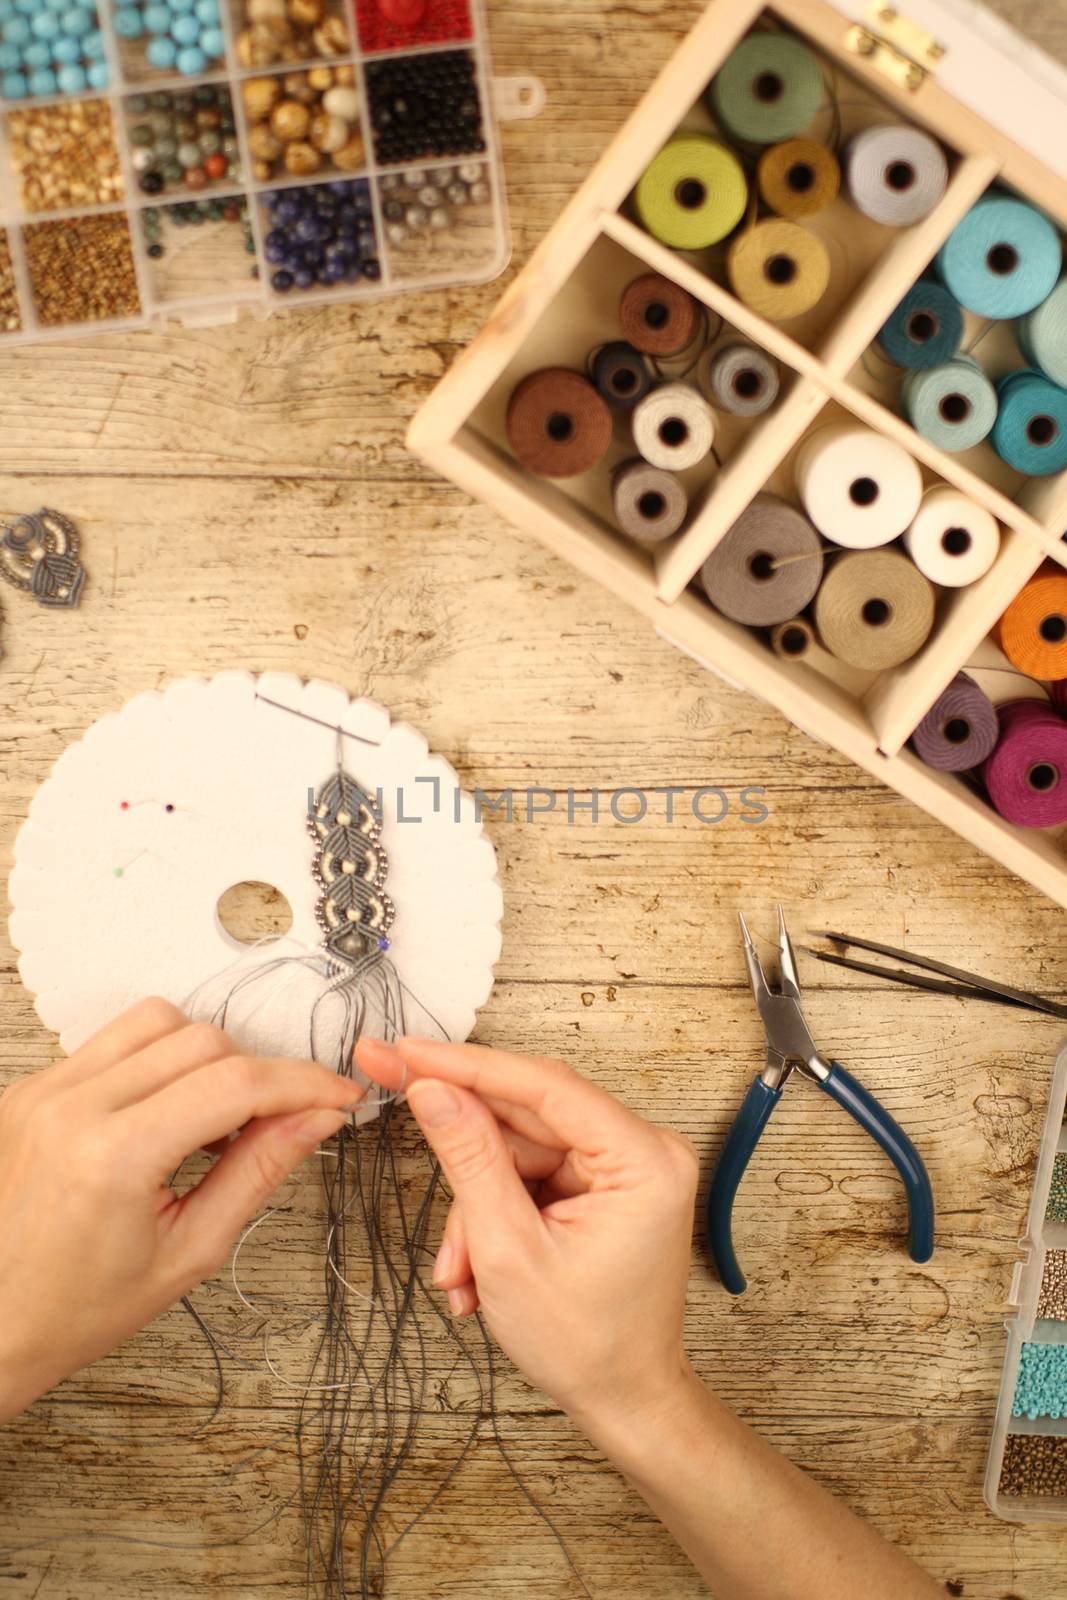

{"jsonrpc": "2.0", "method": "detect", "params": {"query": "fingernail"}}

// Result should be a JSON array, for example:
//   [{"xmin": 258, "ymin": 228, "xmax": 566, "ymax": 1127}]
[
  {"xmin": 354, "ymin": 1039, "xmax": 407, "ymax": 1086},
  {"xmin": 433, "ymin": 1240, "xmax": 454, "ymax": 1284},
  {"xmin": 447, "ymin": 1288, "xmax": 466, "ymax": 1316},
  {"xmin": 408, "ymin": 1079, "xmax": 462, "ymax": 1128}
]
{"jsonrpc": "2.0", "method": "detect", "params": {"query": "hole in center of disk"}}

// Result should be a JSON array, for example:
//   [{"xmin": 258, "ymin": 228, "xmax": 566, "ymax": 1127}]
[
  {"xmin": 675, "ymin": 178, "xmax": 706, "ymax": 210},
  {"xmin": 216, "ymin": 881, "xmax": 294, "ymax": 945},
  {"xmin": 862, "ymin": 597, "xmax": 892, "ymax": 626},
  {"xmin": 942, "ymin": 717, "xmax": 971, "ymax": 745},
  {"xmin": 786, "ymin": 161, "xmax": 815, "ymax": 193},
  {"xmin": 907, "ymin": 310, "xmax": 938, "ymax": 343},
  {"xmin": 637, "ymin": 490, "xmax": 666, "ymax": 520},
  {"xmin": 939, "ymin": 392, "xmax": 971, "ymax": 423},
  {"xmin": 849, "ymin": 476, "xmax": 879, "ymax": 507},
  {"xmin": 644, "ymin": 300, "xmax": 670, "ymax": 329},
  {"xmin": 884, "ymin": 160, "xmax": 916, "ymax": 191},
  {"xmin": 611, "ymin": 367, "xmax": 638, "ymax": 395},
  {"xmin": 754, "ymin": 70, "xmax": 784, "ymax": 102},
  {"xmin": 987, "ymin": 242, "xmax": 1019, "ymax": 276},
  {"xmin": 1040, "ymin": 612, "xmax": 1067, "ymax": 644},
  {"xmin": 545, "ymin": 410, "xmax": 575, "ymax": 443},
  {"xmin": 733, "ymin": 368, "xmax": 762, "ymax": 398},
  {"xmin": 1028, "ymin": 762, "xmax": 1059, "ymax": 793},
  {"xmin": 658, "ymin": 416, "xmax": 688, "ymax": 447},
  {"xmin": 1028, "ymin": 413, "xmax": 1058, "ymax": 446},
  {"xmin": 749, "ymin": 550, "xmax": 776, "ymax": 581},
  {"xmin": 780, "ymin": 625, "xmax": 808, "ymax": 655},
  {"xmin": 941, "ymin": 526, "xmax": 973, "ymax": 556},
  {"xmin": 764, "ymin": 253, "xmax": 797, "ymax": 286}
]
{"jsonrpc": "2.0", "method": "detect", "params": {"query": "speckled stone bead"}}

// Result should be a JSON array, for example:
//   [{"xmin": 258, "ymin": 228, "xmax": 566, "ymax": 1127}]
[{"xmin": 127, "ymin": 82, "xmax": 240, "ymax": 196}]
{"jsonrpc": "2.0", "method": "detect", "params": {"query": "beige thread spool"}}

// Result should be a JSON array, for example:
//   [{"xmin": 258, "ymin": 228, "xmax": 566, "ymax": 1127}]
[
  {"xmin": 612, "ymin": 459, "xmax": 688, "ymax": 545},
  {"xmin": 631, "ymin": 382, "xmax": 715, "ymax": 471},
  {"xmin": 727, "ymin": 219, "xmax": 831, "ymax": 321},
  {"xmin": 815, "ymin": 548, "xmax": 935, "ymax": 669},
  {"xmin": 757, "ymin": 139, "xmax": 840, "ymax": 219}
]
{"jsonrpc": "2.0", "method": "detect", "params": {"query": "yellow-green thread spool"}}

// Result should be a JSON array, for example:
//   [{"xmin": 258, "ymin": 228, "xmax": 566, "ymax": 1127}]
[{"xmin": 634, "ymin": 135, "xmax": 748, "ymax": 251}]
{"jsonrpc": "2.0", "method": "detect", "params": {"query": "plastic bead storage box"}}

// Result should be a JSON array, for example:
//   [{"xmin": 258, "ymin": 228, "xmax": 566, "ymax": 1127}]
[
  {"xmin": 409, "ymin": 0, "xmax": 1067, "ymax": 912},
  {"xmin": 987, "ymin": 1045, "xmax": 1067, "ymax": 1523},
  {"xmin": 0, "ymin": 0, "xmax": 524, "ymax": 337}
]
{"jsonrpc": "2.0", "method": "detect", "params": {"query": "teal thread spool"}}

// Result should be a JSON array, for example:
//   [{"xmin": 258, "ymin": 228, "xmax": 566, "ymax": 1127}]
[
  {"xmin": 1019, "ymin": 277, "xmax": 1067, "ymax": 389},
  {"xmin": 936, "ymin": 197, "xmax": 1062, "ymax": 317},
  {"xmin": 707, "ymin": 33, "xmax": 824, "ymax": 145},
  {"xmin": 902, "ymin": 356, "xmax": 997, "ymax": 451},
  {"xmin": 992, "ymin": 369, "xmax": 1067, "ymax": 475},
  {"xmin": 877, "ymin": 280, "xmax": 963, "ymax": 369}
]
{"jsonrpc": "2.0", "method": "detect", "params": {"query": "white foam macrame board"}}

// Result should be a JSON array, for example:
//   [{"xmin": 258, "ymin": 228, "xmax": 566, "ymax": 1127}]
[{"xmin": 8, "ymin": 672, "xmax": 503, "ymax": 1065}]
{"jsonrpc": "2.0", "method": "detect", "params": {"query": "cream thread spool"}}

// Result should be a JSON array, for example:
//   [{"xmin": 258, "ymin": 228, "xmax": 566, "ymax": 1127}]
[
  {"xmin": 612, "ymin": 459, "xmax": 688, "ymax": 545},
  {"xmin": 727, "ymin": 219, "xmax": 830, "ymax": 322},
  {"xmin": 795, "ymin": 422, "xmax": 924, "ymax": 547},
  {"xmin": 815, "ymin": 548, "xmax": 935, "ymax": 669},
  {"xmin": 631, "ymin": 382, "xmax": 715, "ymax": 471},
  {"xmin": 903, "ymin": 486, "xmax": 1000, "ymax": 588},
  {"xmin": 842, "ymin": 125, "xmax": 948, "ymax": 226}
]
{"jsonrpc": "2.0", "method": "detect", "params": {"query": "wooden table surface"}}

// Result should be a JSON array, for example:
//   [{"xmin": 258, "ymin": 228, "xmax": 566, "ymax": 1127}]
[{"xmin": 2, "ymin": 1, "xmax": 1067, "ymax": 1595}]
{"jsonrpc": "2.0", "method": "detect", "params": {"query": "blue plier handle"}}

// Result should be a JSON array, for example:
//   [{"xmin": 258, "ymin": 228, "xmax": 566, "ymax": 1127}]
[{"xmin": 706, "ymin": 908, "xmax": 935, "ymax": 1296}]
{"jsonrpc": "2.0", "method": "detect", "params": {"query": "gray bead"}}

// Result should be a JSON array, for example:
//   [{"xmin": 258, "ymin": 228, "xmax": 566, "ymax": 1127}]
[
  {"xmin": 198, "ymin": 130, "xmax": 221, "ymax": 155},
  {"xmin": 385, "ymin": 222, "xmax": 408, "ymax": 247},
  {"xmin": 383, "ymin": 198, "xmax": 404, "ymax": 221},
  {"xmin": 402, "ymin": 167, "xmax": 426, "ymax": 187},
  {"xmin": 154, "ymin": 135, "xmax": 177, "ymax": 160},
  {"xmin": 429, "ymin": 206, "xmax": 449, "ymax": 230},
  {"xmin": 177, "ymin": 141, "xmax": 202, "ymax": 169},
  {"xmin": 404, "ymin": 204, "xmax": 428, "ymax": 228},
  {"xmin": 457, "ymin": 161, "xmax": 481, "ymax": 183},
  {"xmin": 427, "ymin": 166, "xmax": 453, "ymax": 188},
  {"xmin": 446, "ymin": 181, "xmax": 468, "ymax": 206},
  {"xmin": 417, "ymin": 185, "xmax": 438, "ymax": 208},
  {"xmin": 379, "ymin": 173, "xmax": 400, "ymax": 192},
  {"xmin": 469, "ymin": 179, "xmax": 490, "ymax": 204}
]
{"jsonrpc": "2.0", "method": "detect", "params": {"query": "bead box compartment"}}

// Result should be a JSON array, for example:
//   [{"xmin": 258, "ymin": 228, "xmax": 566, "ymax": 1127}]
[
  {"xmin": 409, "ymin": 0, "xmax": 1067, "ymax": 914},
  {"xmin": 987, "ymin": 1046, "xmax": 1067, "ymax": 1524},
  {"xmin": 0, "ymin": 0, "xmax": 526, "ymax": 335}
]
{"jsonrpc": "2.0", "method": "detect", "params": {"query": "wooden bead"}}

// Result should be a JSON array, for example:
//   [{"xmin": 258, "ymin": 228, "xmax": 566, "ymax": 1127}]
[
  {"xmin": 312, "ymin": 16, "xmax": 349, "ymax": 53},
  {"xmin": 283, "ymin": 140, "xmax": 320, "ymax": 175},
  {"xmin": 248, "ymin": 123, "xmax": 283, "ymax": 161},
  {"xmin": 242, "ymin": 76, "xmax": 281, "ymax": 120},
  {"xmin": 309, "ymin": 112, "xmax": 348, "ymax": 154},
  {"xmin": 322, "ymin": 85, "xmax": 359, "ymax": 121},
  {"xmin": 331, "ymin": 131, "xmax": 365, "ymax": 171},
  {"xmin": 271, "ymin": 99, "xmax": 311, "ymax": 141},
  {"xmin": 287, "ymin": 0, "xmax": 324, "ymax": 24}
]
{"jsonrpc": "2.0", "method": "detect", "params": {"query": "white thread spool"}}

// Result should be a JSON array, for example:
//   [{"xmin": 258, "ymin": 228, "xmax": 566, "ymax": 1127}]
[
  {"xmin": 631, "ymin": 382, "xmax": 716, "ymax": 470},
  {"xmin": 843, "ymin": 125, "xmax": 948, "ymax": 226},
  {"xmin": 903, "ymin": 486, "xmax": 1001, "ymax": 587},
  {"xmin": 794, "ymin": 422, "xmax": 923, "ymax": 548}
]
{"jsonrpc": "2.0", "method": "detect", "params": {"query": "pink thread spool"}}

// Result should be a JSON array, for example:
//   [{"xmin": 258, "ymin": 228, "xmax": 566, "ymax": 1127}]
[{"xmin": 981, "ymin": 699, "xmax": 1067, "ymax": 827}]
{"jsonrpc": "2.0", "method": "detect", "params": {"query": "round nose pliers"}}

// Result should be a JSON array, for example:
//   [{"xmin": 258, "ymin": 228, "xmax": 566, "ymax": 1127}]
[{"xmin": 705, "ymin": 906, "xmax": 935, "ymax": 1295}]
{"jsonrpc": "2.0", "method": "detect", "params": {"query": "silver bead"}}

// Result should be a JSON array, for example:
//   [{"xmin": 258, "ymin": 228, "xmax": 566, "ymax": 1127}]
[
  {"xmin": 404, "ymin": 204, "xmax": 428, "ymax": 228},
  {"xmin": 427, "ymin": 166, "xmax": 453, "ymax": 188},
  {"xmin": 386, "ymin": 222, "xmax": 408, "ymax": 247},
  {"xmin": 446, "ymin": 181, "xmax": 468, "ymax": 206},
  {"xmin": 379, "ymin": 173, "xmax": 400, "ymax": 193},
  {"xmin": 429, "ymin": 206, "xmax": 450, "ymax": 230},
  {"xmin": 402, "ymin": 166, "xmax": 427, "ymax": 187},
  {"xmin": 417, "ymin": 184, "xmax": 439, "ymax": 208},
  {"xmin": 457, "ymin": 161, "xmax": 481, "ymax": 184},
  {"xmin": 469, "ymin": 179, "xmax": 490, "ymax": 205}
]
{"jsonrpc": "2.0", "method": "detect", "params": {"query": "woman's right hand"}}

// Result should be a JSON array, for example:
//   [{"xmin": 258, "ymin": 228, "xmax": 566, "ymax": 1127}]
[{"xmin": 353, "ymin": 1036, "xmax": 699, "ymax": 1432}]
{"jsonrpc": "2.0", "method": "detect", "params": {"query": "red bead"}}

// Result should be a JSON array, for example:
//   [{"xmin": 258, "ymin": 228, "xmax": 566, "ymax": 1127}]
[
  {"xmin": 204, "ymin": 153, "xmax": 227, "ymax": 180},
  {"xmin": 120, "ymin": 800, "xmax": 129, "ymax": 810},
  {"xmin": 378, "ymin": 0, "xmax": 425, "ymax": 22},
  {"xmin": 185, "ymin": 166, "xmax": 207, "ymax": 190}
]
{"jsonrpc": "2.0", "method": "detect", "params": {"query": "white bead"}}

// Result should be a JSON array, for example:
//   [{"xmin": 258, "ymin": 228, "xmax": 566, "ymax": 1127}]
[
  {"xmin": 446, "ymin": 181, "xmax": 468, "ymax": 206},
  {"xmin": 386, "ymin": 222, "xmax": 408, "ymax": 246},
  {"xmin": 429, "ymin": 206, "xmax": 449, "ymax": 229},
  {"xmin": 428, "ymin": 166, "xmax": 453, "ymax": 188},
  {"xmin": 469, "ymin": 179, "xmax": 490, "ymax": 204},
  {"xmin": 322, "ymin": 85, "xmax": 361, "ymax": 121},
  {"xmin": 402, "ymin": 167, "xmax": 426, "ymax": 187},
  {"xmin": 417, "ymin": 185, "xmax": 438, "ymax": 207},
  {"xmin": 404, "ymin": 204, "xmax": 428, "ymax": 228},
  {"xmin": 457, "ymin": 161, "xmax": 481, "ymax": 183}
]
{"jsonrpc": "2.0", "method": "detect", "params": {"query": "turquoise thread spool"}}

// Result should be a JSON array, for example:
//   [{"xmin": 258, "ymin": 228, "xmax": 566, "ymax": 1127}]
[
  {"xmin": 1018, "ymin": 277, "xmax": 1067, "ymax": 389},
  {"xmin": 991, "ymin": 369, "xmax": 1067, "ymax": 475},
  {"xmin": 877, "ymin": 280, "xmax": 963, "ymax": 370},
  {"xmin": 936, "ymin": 197, "xmax": 1062, "ymax": 317},
  {"xmin": 902, "ymin": 356, "xmax": 997, "ymax": 452}
]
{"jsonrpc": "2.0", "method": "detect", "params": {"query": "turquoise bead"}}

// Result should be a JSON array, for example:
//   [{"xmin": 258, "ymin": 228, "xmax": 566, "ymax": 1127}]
[
  {"xmin": 60, "ymin": 7, "xmax": 93, "ymax": 35},
  {"xmin": 0, "ymin": 67, "xmax": 26, "ymax": 94},
  {"xmin": 51, "ymin": 32, "xmax": 82, "ymax": 59},
  {"xmin": 2, "ymin": 15, "xmax": 31, "ymax": 44},
  {"xmin": 169, "ymin": 0, "xmax": 196, "ymax": 12},
  {"xmin": 13, "ymin": 0, "xmax": 35, "ymax": 13},
  {"xmin": 145, "ymin": 32, "xmax": 175, "ymax": 64},
  {"xmin": 194, "ymin": 0, "xmax": 216, "ymax": 20},
  {"xmin": 86, "ymin": 56, "xmax": 106, "ymax": 85},
  {"xmin": 27, "ymin": 65, "xmax": 56, "ymax": 93},
  {"xmin": 142, "ymin": 1, "xmax": 170, "ymax": 29},
  {"xmin": 175, "ymin": 41, "xmax": 204, "ymax": 72},
  {"xmin": 198, "ymin": 22, "xmax": 221, "ymax": 54},
  {"xmin": 56, "ymin": 60, "xmax": 84, "ymax": 90},
  {"xmin": 170, "ymin": 11, "xmax": 197, "ymax": 41},
  {"xmin": 83, "ymin": 26, "xmax": 103, "ymax": 55},
  {"xmin": 30, "ymin": 10, "xmax": 61, "ymax": 38},
  {"xmin": 0, "ymin": 0, "xmax": 12, "ymax": 18},
  {"xmin": 1012, "ymin": 1343, "xmax": 1067, "ymax": 1420},
  {"xmin": 0, "ymin": 40, "xmax": 19, "ymax": 66},
  {"xmin": 23, "ymin": 38, "xmax": 52, "ymax": 64},
  {"xmin": 113, "ymin": 4, "xmax": 143, "ymax": 34},
  {"xmin": 45, "ymin": 0, "xmax": 69, "ymax": 11}
]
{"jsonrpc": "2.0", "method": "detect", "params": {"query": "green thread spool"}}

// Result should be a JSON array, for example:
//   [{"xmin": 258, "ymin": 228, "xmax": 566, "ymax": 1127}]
[
  {"xmin": 708, "ymin": 33, "xmax": 824, "ymax": 145},
  {"xmin": 902, "ymin": 356, "xmax": 998, "ymax": 452},
  {"xmin": 634, "ymin": 135, "xmax": 748, "ymax": 250},
  {"xmin": 1018, "ymin": 277, "xmax": 1067, "ymax": 389}
]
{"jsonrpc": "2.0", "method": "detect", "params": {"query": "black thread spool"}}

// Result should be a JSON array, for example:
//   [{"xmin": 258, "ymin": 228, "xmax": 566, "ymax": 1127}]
[{"xmin": 593, "ymin": 342, "xmax": 653, "ymax": 412}]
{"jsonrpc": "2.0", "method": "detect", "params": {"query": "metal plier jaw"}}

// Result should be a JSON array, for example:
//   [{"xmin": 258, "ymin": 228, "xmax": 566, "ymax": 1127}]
[{"xmin": 705, "ymin": 906, "xmax": 936, "ymax": 1296}]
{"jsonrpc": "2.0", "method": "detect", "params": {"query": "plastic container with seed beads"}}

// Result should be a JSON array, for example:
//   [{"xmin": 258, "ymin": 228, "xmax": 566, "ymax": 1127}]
[
  {"xmin": 986, "ymin": 1046, "xmax": 1067, "ymax": 1523},
  {"xmin": 0, "ymin": 0, "xmax": 543, "ymax": 343}
]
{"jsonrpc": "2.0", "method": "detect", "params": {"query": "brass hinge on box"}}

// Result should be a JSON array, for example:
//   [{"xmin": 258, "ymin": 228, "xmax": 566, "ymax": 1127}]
[{"xmin": 845, "ymin": 3, "xmax": 945, "ymax": 91}]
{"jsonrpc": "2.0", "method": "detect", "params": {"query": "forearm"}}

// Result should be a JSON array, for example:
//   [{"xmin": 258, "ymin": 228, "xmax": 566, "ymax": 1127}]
[{"xmin": 575, "ymin": 1367, "xmax": 943, "ymax": 1600}]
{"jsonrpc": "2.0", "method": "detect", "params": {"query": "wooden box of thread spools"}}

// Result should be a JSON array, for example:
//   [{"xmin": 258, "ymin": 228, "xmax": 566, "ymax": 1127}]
[{"xmin": 409, "ymin": 0, "xmax": 1067, "ymax": 910}]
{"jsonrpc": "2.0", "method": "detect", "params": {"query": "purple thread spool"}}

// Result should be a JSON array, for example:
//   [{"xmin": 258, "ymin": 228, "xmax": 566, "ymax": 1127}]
[
  {"xmin": 981, "ymin": 699, "xmax": 1067, "ymax": 827},
  {"xmin": 911, "ymin": 673, "xmax": 999, "ymax": 772}
]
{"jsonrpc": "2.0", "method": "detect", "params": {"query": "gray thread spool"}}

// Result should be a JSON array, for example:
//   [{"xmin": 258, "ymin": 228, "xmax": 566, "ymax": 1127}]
[
  {"xmin": 700, "ymin": 343, "xmax": 780, "ymax": 417},
  {"xmin": 612, "ymin": 459, "xmax": 688, "ymax": 545},
  {"xmin": 843, "ymin": 125, "xmax": 948, "ymax": 226},
  {"xmin": 700, "ymin": 494, "xmax": 823, "ymax": 626}
]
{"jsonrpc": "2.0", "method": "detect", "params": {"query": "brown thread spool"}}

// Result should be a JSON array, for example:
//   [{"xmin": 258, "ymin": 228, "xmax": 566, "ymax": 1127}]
[
  {"xmin": 619, "ymin": 273, "xmax": 701, "ymax": 357},
  {"xmin": 505, "ymin": 367, "xmax": 613, "ymax": 478},
  {"xmin": 814, "ymin": 548, "xmax": 935, "ymax": 669},
  {"xmin": 769, "ymin": 617, "xmax": 816, "ymax": 658},
  {"xmin": 757, "ymin": 139, "xmax": 840, "ymax": 219},
  {"xmin": 727, "ymin": 219, "xmax": 831, "ymax": 322},
  {"xmin": 612, "ymin": 459, "xmax": 688, "ymax": 546}
]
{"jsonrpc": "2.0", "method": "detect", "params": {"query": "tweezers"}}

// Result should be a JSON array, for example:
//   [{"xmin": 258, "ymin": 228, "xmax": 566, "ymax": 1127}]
[{"xmin": 803, "ymin": 932, "xmax": 1067, "ymax": 1022}]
